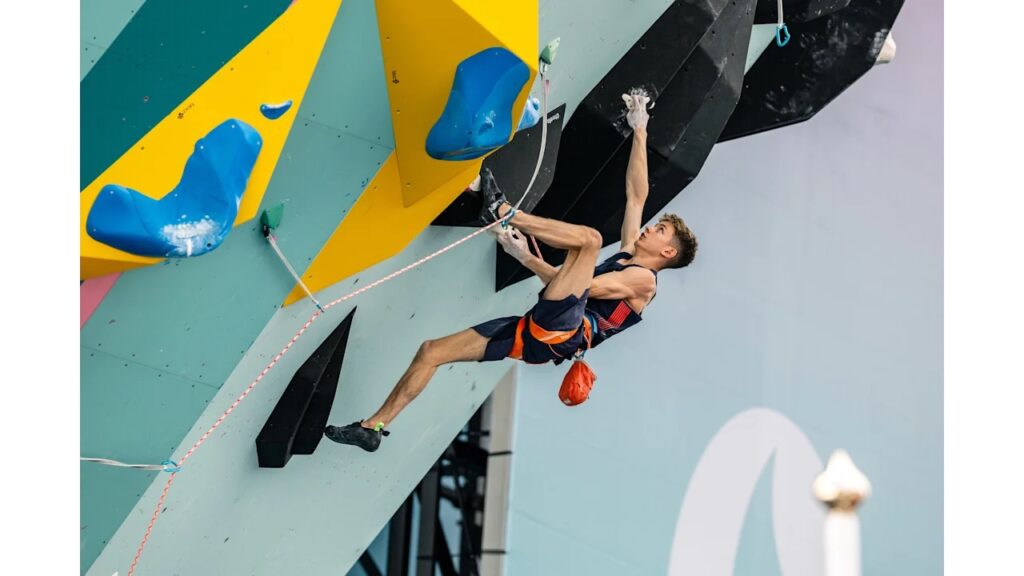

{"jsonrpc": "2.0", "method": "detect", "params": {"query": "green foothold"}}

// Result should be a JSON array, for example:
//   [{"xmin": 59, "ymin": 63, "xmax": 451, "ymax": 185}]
[
  {"xmin": 374, "ymin": 421, "xmax": 385, "ymax": 432},
  {"xmin": 260, "ymin": 202, "xmax": 285, "ymax": 231},
  {"xmin": 540, "ymin": 37, "xmax": 560, "ymax": 65}
]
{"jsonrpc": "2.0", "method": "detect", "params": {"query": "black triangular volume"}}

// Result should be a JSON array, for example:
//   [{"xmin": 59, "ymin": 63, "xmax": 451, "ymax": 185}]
[
  {"xmin": 291, "ymin": 309, "xmax": 357, "ymax": 455},
  {"xmin": 529, "ymin": 0, "xmax": 722, "ymax": 226},
  {"xmin": 495, "ymin": 0, "xmax": 758, "ymax": 290},
  {"xmin": 432, "ymin": 104, "xmax": 567, "ymax": 228},
  {"xmin": 720, "ymin": 0, "xmax": 905, "ymax": 141},
  {"xmin": 255, "ymin": 308, "xmax": 357, "ymax": 468}
]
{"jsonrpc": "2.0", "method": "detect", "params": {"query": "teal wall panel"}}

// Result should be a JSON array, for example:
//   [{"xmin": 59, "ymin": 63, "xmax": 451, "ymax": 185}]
[
  {"xmin": 80, "ymin": 41, "xmax": 106, "ymax": 81},
  {"xmin": 296, "ymin": 0, "xmax": 393, "ymax": 148},
  {"xmin": 84, "ymin": 227, "xmax": 544, "ymax": 576},
  {"xmin": 79, "ymin": 131, "xmax": 390, "ymax": 572},
  {"xmin": 80, "ymin": 0, "xmax": 290, "ymax": 188},
  {"xmin": 259, "ymin": 124, "xmax": 393, "ymax": 262},
  {"xmin": 81, "ymin": 223, "xmax": 291, "ymax": 388},
  {"xmin": 80, "ymin": 0, "xmax": 394, "ymax": 572},
  {"xmin": 80, "ymin": 349, "xmax": 218, "ymax": 571},
  {"xmin": 80, "ymin": 0, "xmax": 147, "ymax": 80},
  {"xmin": 80, "ymin": 0, "xmax": 147, "ymax": 50}
]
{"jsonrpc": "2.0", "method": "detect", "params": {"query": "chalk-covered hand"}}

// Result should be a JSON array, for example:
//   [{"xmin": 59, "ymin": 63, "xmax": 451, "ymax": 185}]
[
  {"xmin": 495, "ymin": 226, "xmax": 531, "ymax": 263},
  {"xmin": 621, "ymin": 92, "xmax": 651, "ymax": 131}
]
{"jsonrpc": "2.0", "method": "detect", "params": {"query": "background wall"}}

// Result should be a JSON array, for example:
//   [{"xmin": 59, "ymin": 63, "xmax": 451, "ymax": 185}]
[{"xmin": 504, "ymin": 1, "xmax": 942, "ymax": 574}]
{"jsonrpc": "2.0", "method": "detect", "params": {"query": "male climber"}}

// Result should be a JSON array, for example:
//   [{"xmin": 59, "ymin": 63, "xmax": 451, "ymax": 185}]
[{"xmin": 325, "ymin": 92, "xmax": 698, "ymax": 451}]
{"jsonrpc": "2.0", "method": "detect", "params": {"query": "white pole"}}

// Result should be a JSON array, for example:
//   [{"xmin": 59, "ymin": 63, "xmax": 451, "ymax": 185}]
[
  {"xmin": 813, "ymin": 450, "xmax": 872, "ymax": 576},
  {"xmin": 824, "ymin": 509, "xmax": 861, "ymax": 576}
]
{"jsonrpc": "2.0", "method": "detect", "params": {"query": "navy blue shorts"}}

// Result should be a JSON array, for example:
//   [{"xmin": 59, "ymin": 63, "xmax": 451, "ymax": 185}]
[{"xmin": 472, "ymin": 289, "xmax": 589, "ymax": 365}]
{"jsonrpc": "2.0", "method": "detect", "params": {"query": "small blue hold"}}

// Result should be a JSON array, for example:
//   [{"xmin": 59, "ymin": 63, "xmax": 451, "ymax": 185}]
[{"xmin": 260, "ymin": 100, "xmax": 293, "ymax": 120}]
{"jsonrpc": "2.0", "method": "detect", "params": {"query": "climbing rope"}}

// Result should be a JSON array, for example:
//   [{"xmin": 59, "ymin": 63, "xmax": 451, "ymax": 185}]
[
  {"xmin": 529, "ymin": 234, "xmax": 545, "ymax": 263},
  {"xmin": 521, "ymin": 61, "xmax": 551, "ymax": 206},
  {"xmin": 123, "ymin": 59, "xmax": 553, "ymax": 576}
]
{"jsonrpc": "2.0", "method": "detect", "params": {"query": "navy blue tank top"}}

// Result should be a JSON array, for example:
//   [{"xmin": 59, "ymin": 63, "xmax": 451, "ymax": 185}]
[{"xmin": 585, "ymin": 251, "xmax": 657, "ymax": 349}]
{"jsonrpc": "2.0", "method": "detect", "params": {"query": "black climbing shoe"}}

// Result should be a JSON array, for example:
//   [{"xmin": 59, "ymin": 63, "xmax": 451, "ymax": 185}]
[
  {"xmin": 324, "ymin": 421, "xmax": 390, "ymax": 453},
  {"xmin": 476, "ymin": 168, "xmax": 510, "ymax": 225}
]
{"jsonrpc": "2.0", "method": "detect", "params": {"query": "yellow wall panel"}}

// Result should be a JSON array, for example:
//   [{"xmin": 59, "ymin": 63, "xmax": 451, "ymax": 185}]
[
  {"xmin": 80, "ymin": 0, "xmax": 344, "ymax": 280},
  {"xmin": 375, "ymin": 0, "xmax": 537, "ymax": 207},
  {"xmin": 284, "ymin": 153, "xmax": 480, "ymax": 306}
]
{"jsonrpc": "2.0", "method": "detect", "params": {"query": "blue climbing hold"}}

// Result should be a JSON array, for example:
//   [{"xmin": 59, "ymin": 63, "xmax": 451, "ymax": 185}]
[
  {"xmin": 86, "ymin": 119, "xmax": 263, "ymax": 258},
  {"xmin": 260, "ymin": 100, "xmax": 293, "ymax": 120},
  {"xmin": 426, "ymin": 48, "xmax": 530, "ymax": 161}
]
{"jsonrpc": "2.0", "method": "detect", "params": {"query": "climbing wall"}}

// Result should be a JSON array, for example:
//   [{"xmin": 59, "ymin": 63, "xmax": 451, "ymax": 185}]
[
  {"xmin": 80, "ymin": 0, "xmax": 390, "ymax": 570},
  {"xmin": 81, "ymin": 0, "xmax": 902, "ymax": 574},
  {"xmin": 81, "ymin": 1, "xmax": 541, "ymax": 573},
  {"xmin": 86, "ymin": 227, "xmax": 543, "ymax": 575}
]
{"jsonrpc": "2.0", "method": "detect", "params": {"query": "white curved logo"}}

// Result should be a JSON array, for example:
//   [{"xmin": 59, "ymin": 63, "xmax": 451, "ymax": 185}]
[{"xmin": 667, "ymin": 408, "xmax": 825, "ymax": 575}]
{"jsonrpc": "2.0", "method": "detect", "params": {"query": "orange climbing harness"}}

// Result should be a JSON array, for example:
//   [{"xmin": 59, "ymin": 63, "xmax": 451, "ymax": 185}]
[{"xmin": 508, "ymin": 313, "xmax": 593, "ymax": 361}]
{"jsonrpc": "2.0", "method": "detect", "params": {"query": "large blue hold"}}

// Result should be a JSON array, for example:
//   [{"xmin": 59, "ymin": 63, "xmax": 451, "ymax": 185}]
[
  {"xmin": 426, "ymin": 48, "xmax": 530, "ymax": 161},
  {"xmin": 87, "ymin": 119, "xmax": 262, "ymax": 258}
]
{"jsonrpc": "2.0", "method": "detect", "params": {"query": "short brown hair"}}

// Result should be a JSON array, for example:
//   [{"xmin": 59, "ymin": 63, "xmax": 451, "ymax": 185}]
[{"xmin": 658, "ymin": 214, "xmax": 697, "ymax": 269}]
